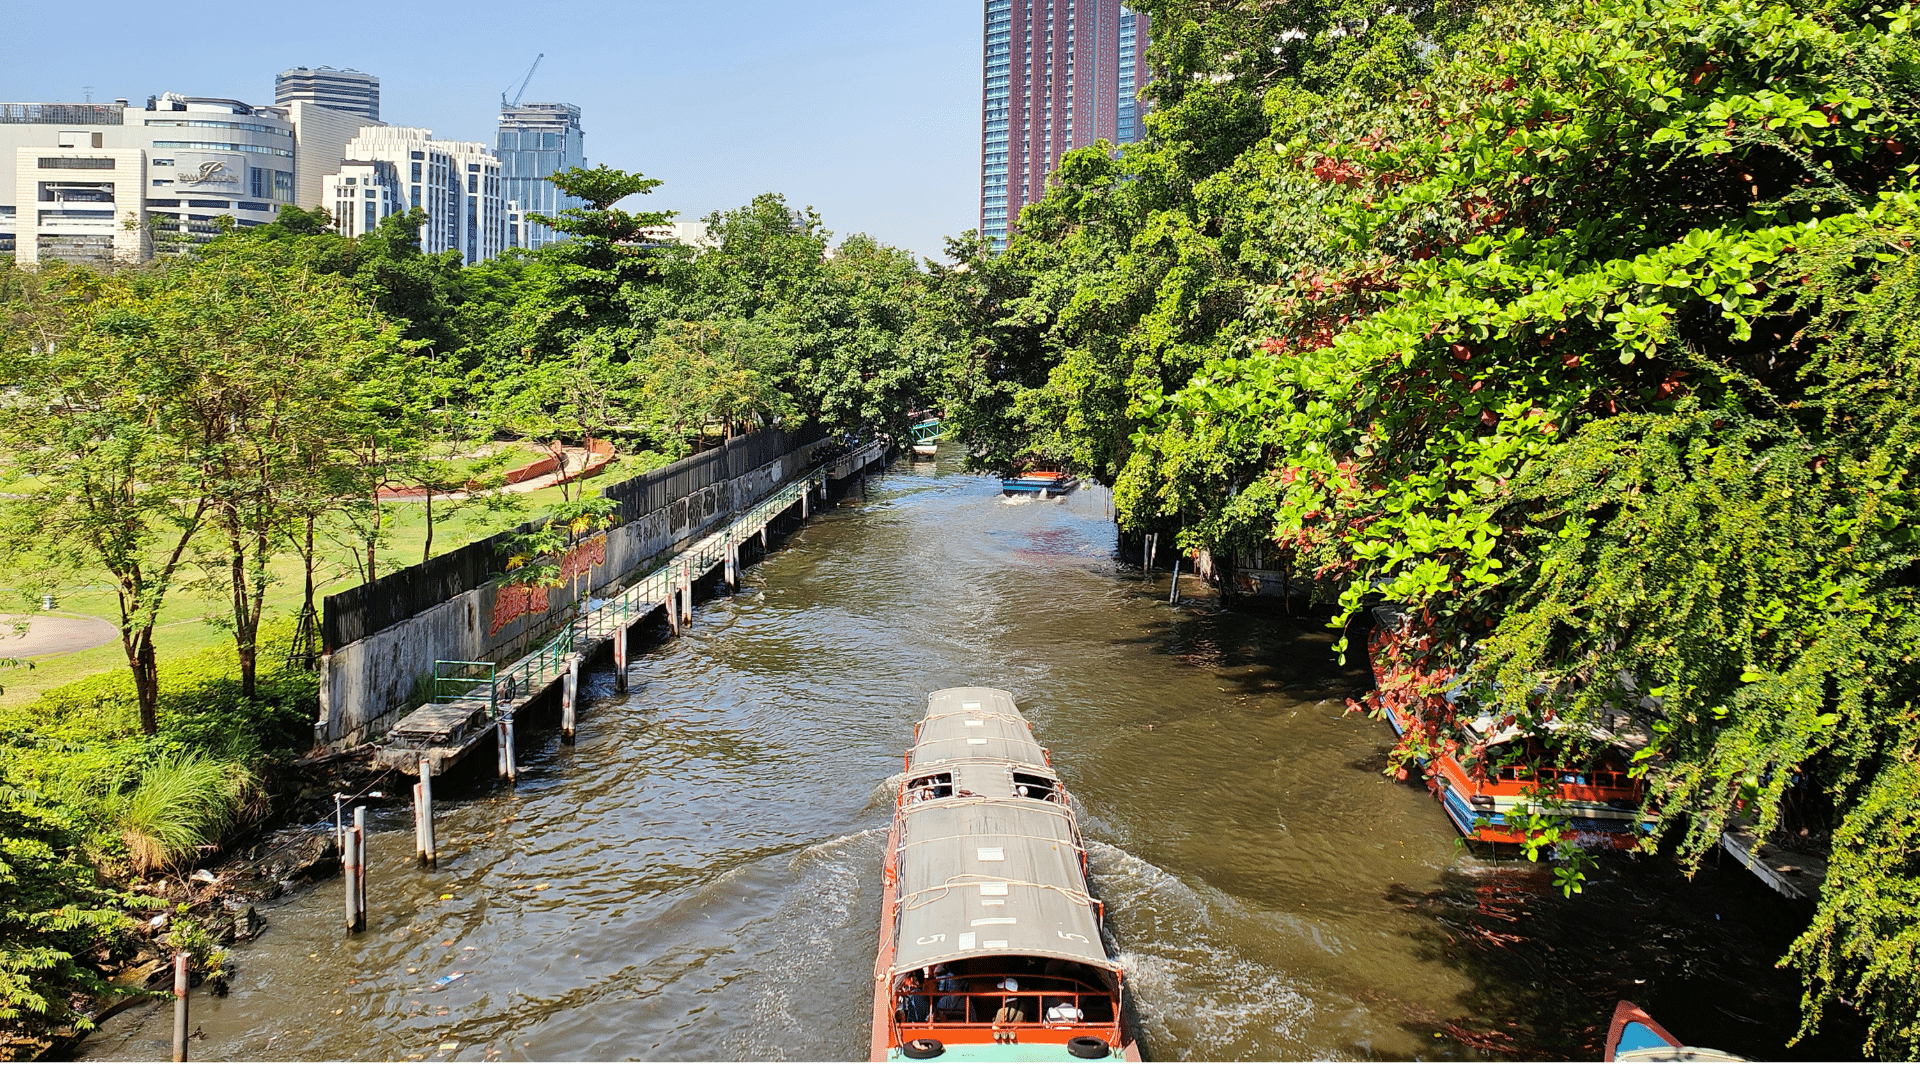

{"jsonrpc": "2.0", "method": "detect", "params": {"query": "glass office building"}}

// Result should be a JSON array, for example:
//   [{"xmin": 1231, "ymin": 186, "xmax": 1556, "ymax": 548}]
[{"xmin": 496, "ymin": 102, "xmax": 583, "ymax": 250}]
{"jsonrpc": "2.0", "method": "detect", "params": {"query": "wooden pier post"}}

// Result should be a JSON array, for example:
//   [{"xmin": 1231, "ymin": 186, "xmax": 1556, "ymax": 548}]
[
  {"xmin": 562, "ymin": 655, "xmax": 578, "ymax": 743},
  {"xmin": 418, "ymin": 758, "xmax": 437, "ymax": 868},
  {"xmin": 351, "ymin": 806, "xmax": 368, "ymax": 931},
  {"xmin": 171, "ymin": 950, "xmax": 188, "ymax": 1062},
  {"xmin": 342, "ymin": 807, "xmax": 361, "ymax": 931},
  {"xmin": 667, "ymin": 595, "xmax": 679, "ymax": 637},
  {"xmin": 801, "ymin": 486, "xmax": 810, "ymax": 519},
  {"xmin": 613, "ymin": 621, "xmax": 628, "ymax": 691},
  {"xmin": 682, "ymin": 564, "xmax": 694, "ymax": 626},
  {"xmin": 725, "ymin": 539, "xmax": 737, "ymax": 589},
  {"xmin": 760, "ymin": 525, "xmax": 768, "ymax": 551},
  {"xmin": 502, "ymin": 714, "xmax": 517, "ymax": 783},
  {"xmin": 412, "ymin": 780, "xmax": 424, "ymax": 860}
]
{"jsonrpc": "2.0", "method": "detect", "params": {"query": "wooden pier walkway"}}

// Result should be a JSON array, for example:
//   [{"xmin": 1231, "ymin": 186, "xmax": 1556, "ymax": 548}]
[{"xmin": 373, "ymin": 454, "xmax": 849, "ymax": 782}]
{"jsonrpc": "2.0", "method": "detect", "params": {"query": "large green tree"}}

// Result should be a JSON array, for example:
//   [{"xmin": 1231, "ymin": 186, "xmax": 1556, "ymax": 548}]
[{"xmin": 940, "ymin": 0, "xmax": 1920, "ymax": 1056}]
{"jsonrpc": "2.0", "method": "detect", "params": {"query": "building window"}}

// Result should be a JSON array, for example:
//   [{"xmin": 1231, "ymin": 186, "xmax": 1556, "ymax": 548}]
[
  {"xmin": 366, "ymin": 200, "xmax": 377, "ymax": 232},
  {"xmin": 37, "ymin": 157, "xmax": 115, "ymax": 170},
  {"xmin": 273, "ymin": 171, "xmax": 294, "ymax": 203},
  {"xmin": 410, "ymin": 185, "xmax": 420, "ymax": 208},
  {"xmin": 251, "ymin": 168, "xmax": 266, "ymax": 199}
]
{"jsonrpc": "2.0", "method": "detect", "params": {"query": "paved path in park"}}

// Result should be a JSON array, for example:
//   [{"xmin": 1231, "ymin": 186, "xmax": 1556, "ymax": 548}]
[{"xmin": 0, "ymin": 613, "xmax": 119, "ymax": 658}]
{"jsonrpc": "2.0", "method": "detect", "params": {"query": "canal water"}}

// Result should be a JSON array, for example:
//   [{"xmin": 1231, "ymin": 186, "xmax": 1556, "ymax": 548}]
[{"xmin": 79, "ymin": 453, "xmax": 1861, "ymax": 1062}]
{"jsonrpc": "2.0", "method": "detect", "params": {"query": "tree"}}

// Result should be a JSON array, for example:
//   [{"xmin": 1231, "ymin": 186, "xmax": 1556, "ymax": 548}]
[
  {"xmin": 146, "ymin": 247, "xmax": 411, "ymax": 696},
  {"xmin": 0, "ymin": 265, "xmax": 214, "ymax": 735}
]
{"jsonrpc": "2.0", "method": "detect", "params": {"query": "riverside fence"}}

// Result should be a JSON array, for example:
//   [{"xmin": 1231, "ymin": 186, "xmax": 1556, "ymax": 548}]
[{"xmin": 321, "ymin": 424, "xmax": 822, "ymax": 652}]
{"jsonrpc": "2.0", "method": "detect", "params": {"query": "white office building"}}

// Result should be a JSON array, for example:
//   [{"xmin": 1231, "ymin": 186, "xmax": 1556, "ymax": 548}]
[
  {"xmin": 1, "ymin": 94, "xmax": 299, "ymax": 265},
  {"xmin": 323, "ymin": 127, "xmax": 505, "ymax": 264}
]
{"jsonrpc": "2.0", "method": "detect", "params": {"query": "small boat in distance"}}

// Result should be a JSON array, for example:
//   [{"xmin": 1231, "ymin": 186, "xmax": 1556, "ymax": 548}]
[
  {"xmin": 871, "ymin": 687, "xmax": 1139, "ymax": 1062},
  {"xmin": 1604, "ymin": 1000, "xmax": 1746, "ymax": 1061},
  {"xmin": 1002, "ymin": 471, "xmax": 1079, "ymax": 498},
  {"xmin": 911, "ymin": 417, "xmax": 944, "ymax": 457}
]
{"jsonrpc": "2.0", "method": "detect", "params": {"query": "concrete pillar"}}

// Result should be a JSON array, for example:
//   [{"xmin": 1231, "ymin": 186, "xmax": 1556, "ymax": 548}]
[
  {"xmin": 417, "ymin": 758, "xmax": 436, "ymax": 868},
  {"xmin": 725, "ymin": 539, "xmax": 737, "ymax": 589},
  {"xmin": 562, "ymin": 654, "xmax": 578, "ymax": 743},
  {"xmin": 614, "ymin": 621, "xmax": 629, "ymax": 691}
]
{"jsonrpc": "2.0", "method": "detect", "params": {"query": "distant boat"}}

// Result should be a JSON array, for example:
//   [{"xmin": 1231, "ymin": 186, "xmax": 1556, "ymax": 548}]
[
  {"xmin": 1002, "ymin": 471, "xmax": 1079, "ymax": 498},
  {"xmin": 1604, "ymin": 1000, "xmax": 1746, "ymax": 1061},
  {"xmin": 911, "ymin": 417, "xmax": 944, "ymax": 457}
]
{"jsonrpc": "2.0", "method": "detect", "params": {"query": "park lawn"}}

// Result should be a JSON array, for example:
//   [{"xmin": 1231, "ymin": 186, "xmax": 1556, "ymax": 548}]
[{"xmin": 3, "ymin": 454, "xmax": 655, "ymax": 705}]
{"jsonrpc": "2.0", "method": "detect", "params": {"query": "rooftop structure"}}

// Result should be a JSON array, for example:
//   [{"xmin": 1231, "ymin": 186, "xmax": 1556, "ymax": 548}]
[{"xmin": 275, "ymin": 66, "xmax": 380, "ymax": 122}]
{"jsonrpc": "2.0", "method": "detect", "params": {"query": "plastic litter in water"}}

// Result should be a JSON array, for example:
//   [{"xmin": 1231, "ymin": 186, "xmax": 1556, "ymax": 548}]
[{"xmin": 431, "ymin": 971, "xmax": 466, "ymax": 990}]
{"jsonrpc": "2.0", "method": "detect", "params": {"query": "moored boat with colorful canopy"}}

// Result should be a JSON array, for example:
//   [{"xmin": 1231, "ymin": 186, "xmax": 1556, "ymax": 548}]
[{"xmin": 870, "ymin": 687, "xmax": 1138, "ymax": 1062}]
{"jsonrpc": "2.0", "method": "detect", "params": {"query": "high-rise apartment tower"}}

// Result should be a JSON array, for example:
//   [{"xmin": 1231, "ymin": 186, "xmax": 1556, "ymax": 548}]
[
  {"xmin": 275, "ymin": 67, "xmax": 380, "ymax": 122},
  {"xmin": 496, "ymin": 102, "xmax": 584, "ymax": 250},
  {"xmin": 980, "ymin": 0, "xmax": 1148, "ymax": 247}
]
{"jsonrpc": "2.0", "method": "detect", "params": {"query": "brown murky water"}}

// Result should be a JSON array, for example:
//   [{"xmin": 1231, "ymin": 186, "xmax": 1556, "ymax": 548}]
[{"xmin": 79, "ymin": 451, "xmax": 1862, "ymax": 1062}]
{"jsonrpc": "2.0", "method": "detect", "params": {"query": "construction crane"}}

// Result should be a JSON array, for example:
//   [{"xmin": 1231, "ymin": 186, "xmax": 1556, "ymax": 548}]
[{"xmin": 501, "ymin": 53, "xmax": 543, "ymax": 108}]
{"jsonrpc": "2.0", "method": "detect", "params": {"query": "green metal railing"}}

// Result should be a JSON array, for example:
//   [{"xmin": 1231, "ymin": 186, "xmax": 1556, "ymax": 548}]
[
  {"xmin": 433, "ymin": 660, "xmax": 497, "ymax": 716},
  {"xmin": 473, "ymin": 465, "xmax": 828, "ymax": 711}
]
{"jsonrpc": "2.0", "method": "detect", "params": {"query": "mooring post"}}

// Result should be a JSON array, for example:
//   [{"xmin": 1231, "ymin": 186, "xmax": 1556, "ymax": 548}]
[
  {"xmin": 614, "ymin": 621, "xmax": 629, "ymax": 692},
  {"xmin": 682, "ymin": 564, "xmax": 694, "ymax": 626},
  {"xmin": 171, "ymin": 950, "xmax": 188, "ymax": 1062},
  {"xmin": 418, "ymin": 758, "xmax": 436, "ymax": 868},
  {"xmin": 562, "ymin": 654, "xmax": 578, "ymax": 743},
  {"xmin": 801, "ymin": 486, "xmax": 810, "ymax": 519},
  {"xmin": 725, "ymin": 539, "xmax": 737, "ymax": 589},
  {"xmin": 412, "ymin": 780, "xmax": 424, "ymax": 860},
  {"xmin": 1169, "ymin": 561, "xmax": 1182, "ymax": 606},
  {"xmin": 760, "ymin": 525, "xmax": 768, "ymax": 551},
  {"xmin": 343, "ymin": 807, "xmax": 362, "ymax": 932},
  {"xmin": 502, "ymin": 712, "xmax": 517, "ymax": 783},
  {"xmin": 352, "ymin": 806, "xmax": 368, "ymax": 931}
]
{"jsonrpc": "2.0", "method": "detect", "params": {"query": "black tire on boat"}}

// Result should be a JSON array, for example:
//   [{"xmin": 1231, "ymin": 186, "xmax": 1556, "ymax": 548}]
[
  {"xmin": 1067, "ymin": 1036, "xmax": 1111, "ymax": 1059},
  {"xmin": 901, "ymin": 1038, "xmax": 945, "ymax": 1059}
]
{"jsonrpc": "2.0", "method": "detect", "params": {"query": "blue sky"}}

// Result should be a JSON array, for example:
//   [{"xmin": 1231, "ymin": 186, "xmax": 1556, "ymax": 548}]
[{"xmin": 3, "ymin": 1, "xmax": 982, "ymax": 261}]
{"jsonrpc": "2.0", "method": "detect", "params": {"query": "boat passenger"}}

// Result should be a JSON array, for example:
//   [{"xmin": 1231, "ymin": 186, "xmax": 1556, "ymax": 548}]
[
  {"xmin": 992, "ymin": 978, "xmax": 1027, "ymax": 1026},
  {"xmin": 933, "ymin": 965, "xmax": 965, "ymax": 1020},
  {"xmin": 897, "ymin": 973, "xmax": 929, "ymax": 1022}
]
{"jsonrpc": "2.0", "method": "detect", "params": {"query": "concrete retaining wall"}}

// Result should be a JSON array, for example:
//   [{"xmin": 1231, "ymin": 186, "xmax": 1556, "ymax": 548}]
[{"xmin": 315, "ymin": 441, "xmax": 825, "ymax": 746}]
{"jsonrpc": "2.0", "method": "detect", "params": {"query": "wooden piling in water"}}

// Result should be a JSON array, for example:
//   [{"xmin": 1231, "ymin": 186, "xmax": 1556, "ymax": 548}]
[
  {"xmin": 613, "ymin": 621, "xmax": 628, "ymax": 691},
  {"xmin": 418, "ymin": 759, "xmax": 437, "ymax": 867},
  {"xmin": 502, "ymin": 714, "xmax": 517, "ymax": 783},
  {"xmin": 725, "ymin": 539, "xmax": 737, "ymax": 589},
  {"xmin": 343, "ymin": 808, "xmax": 362, "ymax": 932},
  {"xmin": 352, "ymin": 807, "xmax": 368, "ymax": 931},
  {"xmin": 1169, "ymin": 561, "xmax": 1182, "ymax": 605},
  {"xmin": 171, "ymin": 950, "xmax": 188, "ymax": 1062},
  {"xmin": 562, "ymin": 655, "xmax": 578, "ymax": 743}
]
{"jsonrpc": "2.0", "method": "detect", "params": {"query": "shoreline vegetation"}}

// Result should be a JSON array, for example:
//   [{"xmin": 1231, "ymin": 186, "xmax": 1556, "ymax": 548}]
[
  {"xmin": 927, "ymin": 0, "xmax": 1920, "ymax": 1059},
  {"xmin": 7, "ymin": 0, "xmax": 1920, "ymax": 1060},
  {"xmin": 0, "ymin": 166, "xmax": 945, "ymax": 1057}
]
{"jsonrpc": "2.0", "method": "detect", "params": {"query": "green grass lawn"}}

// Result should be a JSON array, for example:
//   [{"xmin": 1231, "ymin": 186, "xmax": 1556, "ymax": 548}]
[{"xmin": 2, "ymin": 449, "xmax": 668, "ymax": 705}]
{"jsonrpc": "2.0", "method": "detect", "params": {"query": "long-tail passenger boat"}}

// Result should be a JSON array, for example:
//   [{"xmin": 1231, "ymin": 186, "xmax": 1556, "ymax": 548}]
[{"xmin": 870, "ymin": 687, "xmax": 1139, "ymax": 1062}]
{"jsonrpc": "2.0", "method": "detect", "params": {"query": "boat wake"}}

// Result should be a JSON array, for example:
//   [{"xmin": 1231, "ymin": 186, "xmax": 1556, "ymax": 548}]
[
  {"xmin": 1088, "ymin": 841, "xmax": 1315, "ymax": 1060},
  {"xmin": 724, "ymin": 828, "xmax": 888, "ymax": 1061}
]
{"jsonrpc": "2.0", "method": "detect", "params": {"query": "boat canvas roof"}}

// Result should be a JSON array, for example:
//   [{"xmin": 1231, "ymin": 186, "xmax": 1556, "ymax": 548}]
[
  {"xmin": 925, "ymin": 686, "xmax": 1021, "ymax": 718},
  {"xmin": 908, "ymin": 722, "xmax": 1049, "ymax": 770},
  {"xmin": 890, "ymin": 797, "xmax": 1112, "ymax": 975},
  {"xmin": 910, "ymin": 690, "xmax": 1047, "ymax": 770}
]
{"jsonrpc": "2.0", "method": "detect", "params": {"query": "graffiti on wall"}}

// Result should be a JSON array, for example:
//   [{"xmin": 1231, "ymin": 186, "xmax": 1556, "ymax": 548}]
[{"xmin": 489, "ymin": 582, "xmax": 551, "ymax": 635}]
